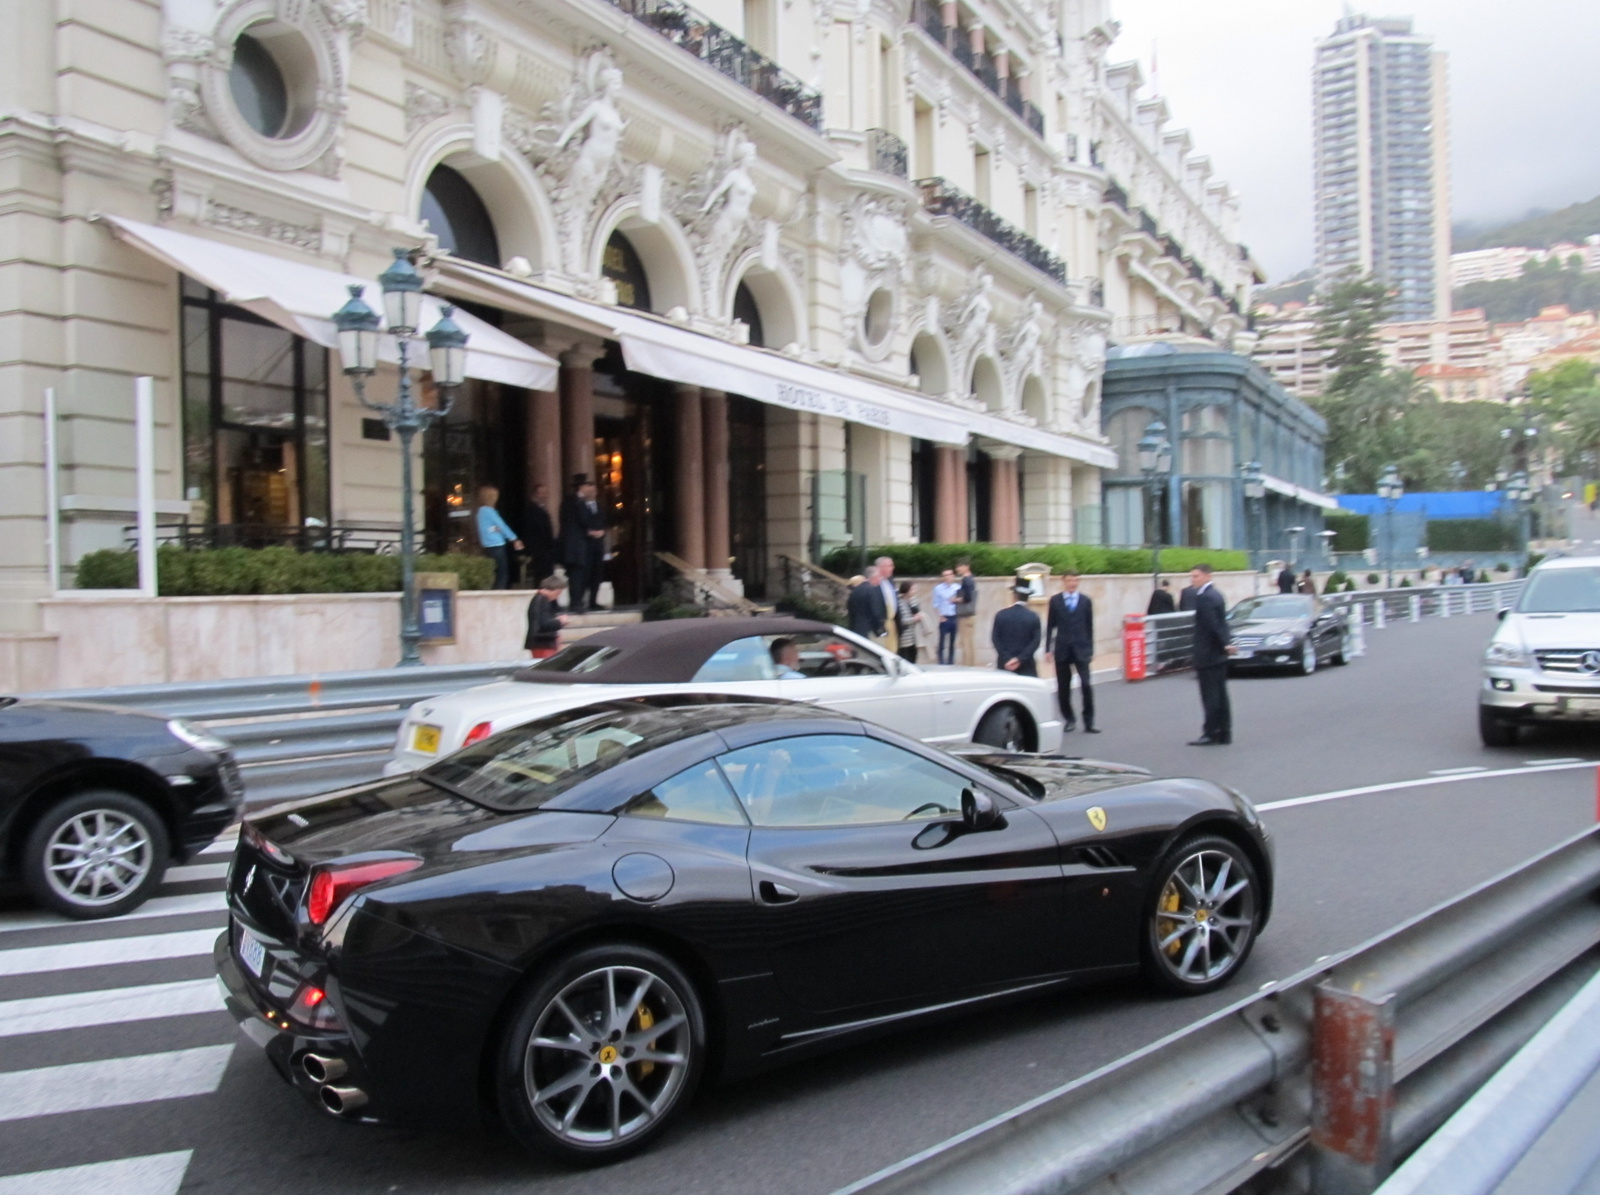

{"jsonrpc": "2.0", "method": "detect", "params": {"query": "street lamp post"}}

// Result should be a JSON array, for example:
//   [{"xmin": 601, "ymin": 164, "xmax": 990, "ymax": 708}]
[
  {"xmin": 1376, "ymin": 464, "xmax": 1403, "ymax": 589},
  {"xmin": 1286, "ymin": 525, "xmax": 1305, "ymax": 571},
  {"xmin": 332, "ymin": 250, "xmax": 470, "ymax": 666},
  {"xmin": 1240, "ymin": 460, "xmax": 1265, "ymax": 569},
  {"xmin": 1138, "ymin": 419, "xmax": 1173, "ymax": 589},
  {"xmin": 1506, "ymin": 471, "xmax": 1532, "ymax": 553}
]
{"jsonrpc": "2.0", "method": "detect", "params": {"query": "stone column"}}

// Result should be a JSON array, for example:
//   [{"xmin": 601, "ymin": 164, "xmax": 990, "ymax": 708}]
[
  {"xmin": 935, "ymin": 445, "xmax": 968, "ymax": 543},
  {"xmin": 527, "ymin": 389, "xmax": 562, "ymax": 499},
  {"xmin": 701, "ymin": 388, "xmax": 731, "ymax": 577},
  {"xmin": 675, "ymin": 384, "xmax": 706, "ymax": 568},
  {"xmin": 987, "ymin": 444, "xmax": 1023, "ymax": 545},
  {"xmin": 558, "ymin": 344, "xmax": 602, "ymax": 487}
]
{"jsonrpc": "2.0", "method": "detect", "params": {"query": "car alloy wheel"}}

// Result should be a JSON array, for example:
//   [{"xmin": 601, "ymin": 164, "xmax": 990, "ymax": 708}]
[
  {"xmin": 1142, "ymin": 836, "xmax": 1260, "ymax": 995},
  {"xmin": 1332, "ymin": 631, "xmax": 1350, "ymax": 665},
  {"xmin": 1300, "ymin": 640, "xmax": 1317, "ymax": 675},
  {"xmin": 974, "ymin": 704, "xmax": 1028, "ymax": 752},
  {"xmin": 22, "ymin": 790, "xmax": 169, "ymax": 919},
  {"xmin": 499, "ymin": 945, "xmax": 704, "ymax": 1163}
]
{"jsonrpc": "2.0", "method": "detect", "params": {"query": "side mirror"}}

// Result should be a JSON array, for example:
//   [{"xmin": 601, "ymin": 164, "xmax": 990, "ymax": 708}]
[
  {"xmin": 961, "ymin": 787, "xmax": 1001, "ymax": 831},
  {"xmin": 1497, "ymin": 608, "xmax": 1508, "ymax": 622}
]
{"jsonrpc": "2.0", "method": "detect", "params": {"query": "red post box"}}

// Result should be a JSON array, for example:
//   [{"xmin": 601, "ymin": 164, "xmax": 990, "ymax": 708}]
[{"xmin": 1123, "ymin": 613, "xmax": 1148, "ymax": 681}]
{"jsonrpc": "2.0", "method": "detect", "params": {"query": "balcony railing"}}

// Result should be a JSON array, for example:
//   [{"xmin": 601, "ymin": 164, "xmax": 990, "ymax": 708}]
[
  {"xmin": 908, "ymin": 0, "xmax": 1045, "ymax": 138},
  {"xmin": 866, "ymin": 128, "xmax": 908, "ymax": 178},
  {"xmin": 916, "ymin": 177, "xmax": 1067, "ymax": 285},
  {"xmin": 608, "ymin": 0, "xmax": 823, "ymax": 131}
]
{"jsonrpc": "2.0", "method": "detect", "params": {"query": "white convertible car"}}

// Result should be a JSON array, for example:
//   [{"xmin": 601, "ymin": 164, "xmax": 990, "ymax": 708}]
[{"xmin": 385, "ymin": 617, "xmax": 1063, "ymax": 774}]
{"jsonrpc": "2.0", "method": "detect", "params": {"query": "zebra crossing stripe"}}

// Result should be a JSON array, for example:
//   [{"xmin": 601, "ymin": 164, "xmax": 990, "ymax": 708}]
[
  {"xmin": 200, "ymin": 835, "xmax": 239, "ymax": 856},
  {"xmin": 0, "ymin": 929, "xmax": 220, "ymax": 978},
  {"xmin": 0, "ymin": 892, "xmax": 225, "ymax": 936},
  {"xmin": 0, "ymin": 1044, "xmax": 234, "ymax": 1122},
  {"xmin": 0, "ymin": 1151, "xmax": 192, "ymax": 1195},
  {"xmin": 166, "ymin": 861, "xmax": 230, "ymax": 883},
  {"xmin": 0, "ymin": 979, "xmax": 223, "ymax": 1038}
]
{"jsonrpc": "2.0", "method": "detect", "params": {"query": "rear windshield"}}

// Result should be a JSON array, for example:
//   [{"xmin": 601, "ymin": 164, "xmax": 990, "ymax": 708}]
[
  {"xmin": 1519, "ymin": 567, "xmax": 1600, "ymax": 614},
  {"xmin": 422, "ymin": 704, "xmax": 702, "ymax": 812}
]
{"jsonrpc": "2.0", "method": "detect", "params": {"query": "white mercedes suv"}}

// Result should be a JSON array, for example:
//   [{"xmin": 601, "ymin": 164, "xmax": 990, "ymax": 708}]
[{"xmin": 1480, "ymin": 555, "xmax": 1600, "ymax": 746}]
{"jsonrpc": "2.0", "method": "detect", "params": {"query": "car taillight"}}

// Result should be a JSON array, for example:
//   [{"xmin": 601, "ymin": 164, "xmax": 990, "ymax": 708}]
[
  {"xmin": 242, "ymin": 820, "xmax": 293, "ymax": 866},
  {"xmin": 306, "ymin": 859, "xmax": 422, "ymax": 925},
  {"xmin": 462, "ymin": 721, "xmax": 494, "ymax": 746}
]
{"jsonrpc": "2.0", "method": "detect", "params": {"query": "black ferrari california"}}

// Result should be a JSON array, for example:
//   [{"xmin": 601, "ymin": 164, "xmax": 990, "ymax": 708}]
[{"xmin": 217, "ymin": 694, "xmax": 1273, "ymax": 1163}]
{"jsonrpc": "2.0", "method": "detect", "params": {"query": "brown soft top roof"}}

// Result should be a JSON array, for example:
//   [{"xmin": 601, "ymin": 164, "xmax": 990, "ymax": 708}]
[{"xmin": 511, "ymin": 617, "xmax": 842, "ymax": 685}]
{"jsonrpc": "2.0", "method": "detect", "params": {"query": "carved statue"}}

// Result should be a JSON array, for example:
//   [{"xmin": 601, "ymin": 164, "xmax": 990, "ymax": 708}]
[
  {"xmin": 946, "ymin": 272, "xmax": 994, "ymax": 372},
  {"xmin": 700, "ymin": 130, "xmax": 758, "ymax": 254},
  {"xmin": 1004, "ymin": 294, "xmax": 1046, "ymax": 386},
  {"xmin": 679, "ymin": 126, "xmax": 762, "ymax": 315}
]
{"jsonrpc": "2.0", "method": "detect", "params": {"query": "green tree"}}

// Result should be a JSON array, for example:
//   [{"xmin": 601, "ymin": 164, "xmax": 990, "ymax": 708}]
[
  {"xmin": 1314, "ymin": 273, "xmax": 1393, "ymax": 396},
  {"xmin": 1527, "ymin": 359, "xmax": 1600, "ymax": 421}
]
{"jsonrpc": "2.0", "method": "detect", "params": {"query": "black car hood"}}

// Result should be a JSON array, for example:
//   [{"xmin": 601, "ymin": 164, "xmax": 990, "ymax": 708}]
[
  {"xmin": 949, "ymin": 747, "xmax": 1152, "ymax": 802},
  {"xmin": 1228, "ymin": 617, "xmax": 1308, "ymax": 635}
]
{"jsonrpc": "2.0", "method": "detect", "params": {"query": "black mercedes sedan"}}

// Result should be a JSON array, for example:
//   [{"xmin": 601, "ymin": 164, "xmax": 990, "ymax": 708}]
[
  {"xmin": 216, "ymin": 695, "xmax": 1273, "ymax": 1164},
  {"xmin": 0, "ymin": 698, "xmax": 243, "ymax": 918},
  {"xmin": 1227, "ymin": 593, "xmax": 1352, "ymax": 675}
]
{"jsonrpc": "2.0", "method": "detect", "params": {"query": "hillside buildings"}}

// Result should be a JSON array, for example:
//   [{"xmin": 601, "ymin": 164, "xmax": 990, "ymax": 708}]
[
  {"xmin": 1451, "ymin": 239, "xmax": 1600, "ymax": 289},
  {"xmin": 0, "ymin": 0, "xmax": 1261, "ymax": 630},
  {"xmin": 1312, "ymin": 14, "xmax": 1451, "ymax": 322}
]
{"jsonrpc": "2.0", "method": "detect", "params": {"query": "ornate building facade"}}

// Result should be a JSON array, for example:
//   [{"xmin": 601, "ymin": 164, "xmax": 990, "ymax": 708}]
[{"xmin": 0, "ymin": 0, "xmax": 1255, "ymax": 624}]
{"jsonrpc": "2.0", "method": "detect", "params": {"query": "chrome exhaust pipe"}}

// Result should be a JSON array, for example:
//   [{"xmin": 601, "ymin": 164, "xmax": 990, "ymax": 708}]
[
  {"xmin": 301, "ymin": 1054, "xmax": 347, "ymax": 1083},
  {"xmin": 320, "ymin": 1084, "xmax": 368, "ymax": 1115}
]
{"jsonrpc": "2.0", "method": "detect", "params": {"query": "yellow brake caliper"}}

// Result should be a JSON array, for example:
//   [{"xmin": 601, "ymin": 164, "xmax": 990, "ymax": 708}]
[
  {"xmin": 632, "ymin": 1004, "xmax": 656, "ymax": 1078},
  {"xmin": 1160, "ymin": 884, "xmax": 1183, "ymax": 956}
]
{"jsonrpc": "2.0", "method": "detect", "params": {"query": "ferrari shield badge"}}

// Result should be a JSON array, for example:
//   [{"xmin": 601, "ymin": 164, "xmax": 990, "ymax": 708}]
[{"xmin": 1086, "ymin": 806, "xmax": 1107, "ymax": 832}]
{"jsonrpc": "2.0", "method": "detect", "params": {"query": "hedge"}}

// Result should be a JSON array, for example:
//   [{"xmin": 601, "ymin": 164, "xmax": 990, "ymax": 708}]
[
  {"xmin": 821, "ymin": 543, "xmax": 1250, "ymax": 577},
  {"xmin": 1325, "ymin": 512, "xmax": 1369, "ymax": 553},
  {"xmin": 75, "ymin": 546, "xmax": 494, "ymax": 595},
  {"xmin": 1424, "ymin": 518, "xmax": 1519, "ymax": 553}
]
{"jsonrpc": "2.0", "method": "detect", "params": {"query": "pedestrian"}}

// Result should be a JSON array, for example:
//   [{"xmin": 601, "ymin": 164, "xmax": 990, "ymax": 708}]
[
  {"xmin": 847, "ymin": 565, "xmax": 887, "ymax": 640},
  {"xmin": 524, "ymin": 575, "xmax": 570, "ymax": 658},
  {"xmin": 1276, "ymin": 562, "xmax": 1296, "ymax": 594},
  {"xmin": 1046, "ymin": 571, "xmax": 1098, "ymax": 733},
  {"xmin": 1459, "ymin": 559, "xmax": 1475, "ymax": 585},
  {"xmin": 955, "ymin": 559, "xmax": 979, "ymax": 665},
  {"xmin": 896, "ymin": 581, "xmax": 935, "ymax": 665},
  {"xmin": 991, "ymin": 581, "xmax": 1041, "ymax": 676},
  {"xmin": 875, "ymin": 557, "xmax": 900, "ymax": 654},
  {"xmin": 932, "ymin": 567, "xmax": 961, "ymax": 664},
  {"xmin": 474, "ymin": 485, "xmax": 522, "ymax": 591},
  {"xmin": 521, "ymin": 482, "xmax": 557, "ymax": 590},
  {"xmin": 1178, "ymin": 581, "xmax": 1199, "ymax": 611},
  {"xmin": 1187, "ymin": 563, "xmax": 1236, "ymax": 745},
  {"xmin": 1147, "ymin": 579, "xmax": 1176, "ymax": 615},
  {"xmin": 559, "ymin": 474, "xmax": 607, "ymax": 613},
  {"xmin": 1296, "ymin": 569, "xmax": 1316, "ymax": 595}
]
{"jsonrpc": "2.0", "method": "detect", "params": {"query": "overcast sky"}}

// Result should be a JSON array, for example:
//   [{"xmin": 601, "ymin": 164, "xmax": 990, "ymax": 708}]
[{"xmin": 1108, "ymin": 1, "xmax": 1600, "ymax": 283}]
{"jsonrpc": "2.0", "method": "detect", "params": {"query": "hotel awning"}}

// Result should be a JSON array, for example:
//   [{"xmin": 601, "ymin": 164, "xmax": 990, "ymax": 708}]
[
  {"xmin": 1264, "ymin": 473, "xmax": 1340, "ymax": 510},
  {"xmin": 100, "ymin": 218, "xmax": 558, "ymax": 391},
  {"xmin": 433, "ymin": 259, "xmax": 1118, "ymax": 467}
]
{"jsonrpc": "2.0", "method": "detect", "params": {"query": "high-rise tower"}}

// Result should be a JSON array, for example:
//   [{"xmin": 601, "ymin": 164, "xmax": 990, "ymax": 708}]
[{"xmin": 1313, "ymin": 15, "xmax": 1451, "ymax": 321}]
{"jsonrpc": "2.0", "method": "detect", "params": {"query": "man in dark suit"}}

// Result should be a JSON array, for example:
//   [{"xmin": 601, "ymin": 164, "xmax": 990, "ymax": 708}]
[
  {"xmin": 992, "ymin": 581, "xmax": 1041, "ymax": 677},
  {"xmin": 1187, "ymin": 563, "xmax": 1236, "ymax": 745},
  {"xmin": 559, "ymin": 475, "xmax": 607, "ymax": 613},
  {"xmin": 847, "ymin": 565, "xmax": 887, "ymax": 639},
  {"xmin": 521, "ymin": 482, "xmax": 557, "ymax": 589},
  {"xmin": 1178, "ymin": 584, "xmax": 1198, "ymax": 611},
  {"xmin": 1045, "ymin": 572, "xmax": 1097, "ymax": 733},
  {"xmin": 1147, "ymin": 580, "xmax": 1176, "ymax": 615},
  {"xmin": 1276, "ymin": 564, "xmax": 1296, "ymax": 594}
]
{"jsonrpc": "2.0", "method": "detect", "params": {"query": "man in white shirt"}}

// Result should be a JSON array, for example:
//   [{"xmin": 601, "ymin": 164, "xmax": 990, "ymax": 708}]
[
  {"xmin": 931, "ymin": 568, "xmax": 960, "ymax": 665},
  {"xmin": 875, "ymin": 556, "xmax": 899, "ymax": 654}
]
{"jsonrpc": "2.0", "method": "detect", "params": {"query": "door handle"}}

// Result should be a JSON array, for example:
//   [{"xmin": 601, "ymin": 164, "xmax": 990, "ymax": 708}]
[{"xmin": 759, "ymin": 880, "xmax": 799, "ymax": 904}]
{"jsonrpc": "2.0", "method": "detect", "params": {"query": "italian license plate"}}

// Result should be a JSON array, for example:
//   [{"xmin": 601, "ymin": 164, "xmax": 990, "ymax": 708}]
[
  {"xmin": 1565, "ymin": 697, "xmax": 1600, "ymax": 713},
  {"xmin": 237, "ymin": 924, "xmax": 267, "ymax": 977},
  {"xmin": 412, "ymin": 724, "xmax": 442, "ymax": 754}
]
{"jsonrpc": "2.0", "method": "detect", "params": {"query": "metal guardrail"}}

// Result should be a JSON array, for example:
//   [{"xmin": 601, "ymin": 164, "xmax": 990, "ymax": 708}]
[
  {"xmin": 26, "ymin": 661, "xmax": 524, "ymax": 806},
  {"xmin": 836, "ymin": 824, "xmax": 1600, "ymax": 1195}
]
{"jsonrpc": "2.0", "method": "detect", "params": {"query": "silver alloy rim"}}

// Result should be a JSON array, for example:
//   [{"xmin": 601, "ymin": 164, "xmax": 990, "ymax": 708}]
[
  {"xmin": 524, "ymin": 965, "xmax": 692, "ymax": 1146},
  {"xmin": 43, "ymin": 809, "xmax": 155, "ymax": 907},
  {"xmin": 1154, "ymin": 848, "xmax": 1256, "ymax": 984}
]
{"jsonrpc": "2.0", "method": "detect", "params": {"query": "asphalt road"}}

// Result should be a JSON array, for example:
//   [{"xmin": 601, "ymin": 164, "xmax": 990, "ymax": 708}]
[{"xmin": 2, "ymin": 609, "xmax": 1597, "ymax": 1195}]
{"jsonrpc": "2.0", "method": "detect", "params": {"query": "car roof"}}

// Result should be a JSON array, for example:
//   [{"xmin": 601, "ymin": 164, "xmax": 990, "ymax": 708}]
[
  {"xmin": 510, "ymin": 617, "xmax": 844, "ymax": 685},
  {"xmin": 1531, "ymin": 555, "xmax": 1600, "ymax": 571}
]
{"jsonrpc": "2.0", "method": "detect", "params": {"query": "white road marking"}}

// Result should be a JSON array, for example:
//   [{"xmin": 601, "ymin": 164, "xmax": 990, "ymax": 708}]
[
  {"xmin": 0, "ymin": 892, "xmax": 224, "ymax": 935},
  {"xmin": 165, "ymin": 861, "xmax": 230, "ymax": 883},
  {"xmin": 0, "ymin": 929, "xmax": 220, "ymax": 978},
  {"xmin": 200, "ymin": 834, "xmax": 238, "ymax": 856},
  {"xmin": 1257, "ymin": 760, "xmax": 1598, "ymax": 813},
  {"xmin": 1522, "ymin": 757, "xmax": 1584, "ymax": 765},
  {"xmin": 0, "ymin": 1151, "xmax": 192, "ymax": 1195},
  {"xmin": 1428, "ymin": 766, "xmax": 1488, "ymax": 776},
  {"xmin": 0, "ymin": 979, "xmax": 224, "ymax": 1038},
  {"xmin": 0, "ymin": 1045, "xmax": 233, "ymax": 1123}
]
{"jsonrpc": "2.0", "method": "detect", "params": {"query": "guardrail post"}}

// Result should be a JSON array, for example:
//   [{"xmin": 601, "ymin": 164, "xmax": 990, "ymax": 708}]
[
  {"xmin": 1350, "ymin": 612, "xmax": 1366, "ymax": 658},
  {"xmin": 1440, "ymin": 590, "xmax": 1451, "ymax": 618},
  {"xmin": 1311, "ymin": 985, "xmax": 1396, "ymax": 1194},
  {"xmin": 1374, "ymin": 600, "xmax": 1386, "ymax": 630},
  {"xmin": 1409, "ymin": 594, "xmax": 1420, "ymax": 623}
]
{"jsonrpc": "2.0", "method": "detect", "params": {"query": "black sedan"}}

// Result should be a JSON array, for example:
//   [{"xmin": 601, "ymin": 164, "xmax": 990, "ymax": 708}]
[
  {"xmin": 216, "ymin": 695, "xmax": 1273, "ymax": 1163},
  {"xmin": 0, "ymin": 698, "xmax": 243, "ymax": 917},
  {"xmin": 1227, "ymin": 594, "xmax": 1351, "ymax": 675}
]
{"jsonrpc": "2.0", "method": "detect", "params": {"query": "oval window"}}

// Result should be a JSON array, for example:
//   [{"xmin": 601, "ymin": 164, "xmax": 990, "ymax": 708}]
[
  {"xmin": 229, "ymin": 32, "xmax": 289, "ymax": 139},
  {"xmin": 863, "ymin": 288, "xmax": 894, "ymax": 347}
]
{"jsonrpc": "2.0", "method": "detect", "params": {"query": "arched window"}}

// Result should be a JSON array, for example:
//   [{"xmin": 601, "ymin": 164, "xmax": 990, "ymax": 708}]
[
  {"xmin": 420, "ymin": 165, "xmax": 501, "ymax": 267},
  {"xmin": 733, "ymin": 281, "xmax": 764, "ymax": 347},
  {"xmin": 603, "ymin": 232, "xmax": 651, "ymax": 311}
]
